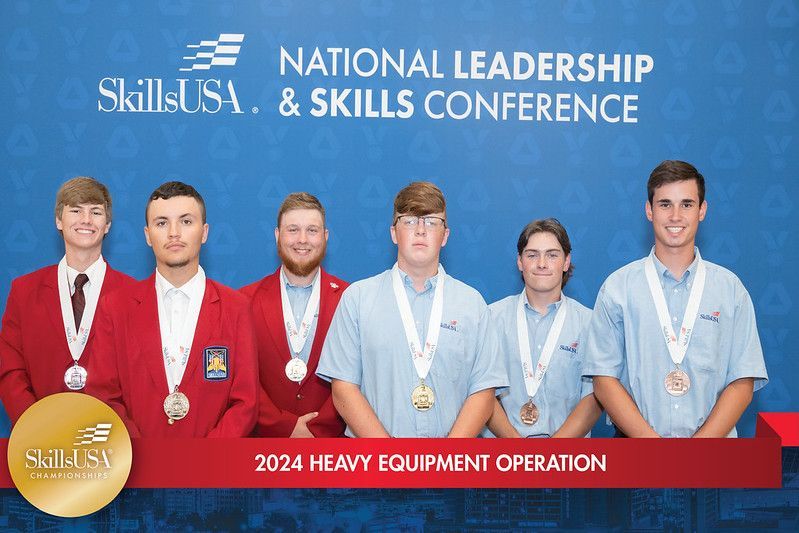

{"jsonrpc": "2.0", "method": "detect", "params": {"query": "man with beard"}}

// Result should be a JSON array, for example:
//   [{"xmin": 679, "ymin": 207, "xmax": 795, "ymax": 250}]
[
  {"xmin": 87, "ymin": 181, "xmax": 257, "ymax": 437},
  {"xmin": 240, "ymin": 193, "xmax": 348, "ymax": 437},
  {"xmin": 0, "ymin": 177, "xmax": 134, "ymax": 426}
]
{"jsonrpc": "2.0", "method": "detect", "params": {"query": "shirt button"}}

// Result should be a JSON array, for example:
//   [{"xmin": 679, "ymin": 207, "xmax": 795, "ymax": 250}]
[
  {"xmin": 673, "ymin": 289, "xmax": 679, "ymax": 293},
  {"xmin": 537, "ymin": 345, "xmax": 542, "ymax": 350},
  {"xmin": 672, "ymin": 317, "xmax": 678, "ymax": 322},
  {"xmin": 674, "ymin": 405, "xmax": 679, "ymax": 409},
  {"xmin": 296, "ymin": 393, "xmax": 303, "ymax": 400}
]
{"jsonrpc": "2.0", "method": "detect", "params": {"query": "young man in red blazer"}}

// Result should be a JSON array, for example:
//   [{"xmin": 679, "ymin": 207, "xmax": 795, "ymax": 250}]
[
  {"xmin": 0, "ymin": 177, "xmax": 135, "ymax": 425},
  {"xmin": 87, "ymin": 182, "xmax": 257, "ymax": 437},
  {"xmin": 240, "ymin": 193, "xmax": 348, "ymax": 437}
]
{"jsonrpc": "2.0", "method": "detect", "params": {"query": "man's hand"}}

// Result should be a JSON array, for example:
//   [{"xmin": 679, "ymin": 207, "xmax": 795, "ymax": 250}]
[{"xmin": 290, "ymin": 412, "xmax": 318, "ymax": 438}]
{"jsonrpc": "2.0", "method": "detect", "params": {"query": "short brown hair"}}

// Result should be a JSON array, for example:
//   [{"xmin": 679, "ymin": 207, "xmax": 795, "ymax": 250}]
[
  {"xmin": 393, "ymin": 181, "xmax": 446, "ymax": 223},
  {"xmin": 55, "ymin": 176, "xmax": 112, "ymax": 223},
  {"xmin": 277, "ymin": 192, "xmax": 326, "ymax": 227},
  {"xmin": 647, "ymin": 160, "xmax": 706, "ymax": 205},
  {"xmin": 517, "ymin": 218, "xmax": 574, "ymax": 287},
  {"xmin": 146, "ymin": 181, "xmax": 206, "ymax": 223}
]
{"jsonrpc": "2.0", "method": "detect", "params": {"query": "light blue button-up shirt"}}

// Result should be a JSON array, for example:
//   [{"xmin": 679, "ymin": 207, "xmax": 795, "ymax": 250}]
[
  {"xmin": 582, "ymin": 247, "xmax": 768, "ymax": 437},
  {"xmin": 483, "ymin": 294, "xmax": 593, "ymax": 438},
  {"xmin": 280, "ymin": 269, "xmax": 318, "ymax": 364},
  {"xmin": 317, "ymin": 267, "xmax": 508, "ymax": 437}
]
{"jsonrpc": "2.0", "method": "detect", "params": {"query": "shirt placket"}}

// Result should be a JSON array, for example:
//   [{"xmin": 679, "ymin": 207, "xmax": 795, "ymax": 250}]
[
  {"xmin": 410, "ymin": 283, "xmax": 434, "ymax": 437},
  {"xmin": 664, "ymin": 271, "xmax": 691, "ymax": 436}
]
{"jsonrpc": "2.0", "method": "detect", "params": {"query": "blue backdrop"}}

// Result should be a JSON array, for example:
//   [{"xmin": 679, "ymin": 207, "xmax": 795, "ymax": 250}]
[{"xmin": 1, "ymin": 0, "xmax": 798, "ymax": 528}]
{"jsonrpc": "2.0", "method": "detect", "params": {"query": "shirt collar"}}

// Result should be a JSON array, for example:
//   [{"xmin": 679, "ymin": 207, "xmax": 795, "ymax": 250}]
[
  {"xmin": 64, "ymin": 255, "xmax": 105, "ymax": 289},
  {"xmin": 649, "ymin": 246, "xmax": 700, "ymax": 282},
  {"xmin": 396, "ymin": 265, "xmax": 439, "ymax": 293},
  {"xmin": 280, "ymin": 266, "xmax": 318, "ymax": 289},
  {"xmin": 523, "ymin": 292, "xmax": 563, "ymax": 317},
  {"xmin": 155, "ymin": 265, "xmax": 206, "ymax": 301}
]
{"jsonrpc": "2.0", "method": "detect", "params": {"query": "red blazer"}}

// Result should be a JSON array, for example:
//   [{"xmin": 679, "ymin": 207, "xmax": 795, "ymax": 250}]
[
  {"xmin": 86, "ymin": 274, "xmax": 258, "ymax": 438},
  {"xmin": 240, "ymin": 268, "xmax": 348, "ymax": 437},
  {"xmin": 0, "ymin": 263, "xmax": 135, "ymax": 425}
]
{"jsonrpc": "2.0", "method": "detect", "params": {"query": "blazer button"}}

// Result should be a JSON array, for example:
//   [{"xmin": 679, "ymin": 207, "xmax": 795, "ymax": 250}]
[{"xmin": 296, "ymin": 393, "xmax": 303, "ymax": 400}]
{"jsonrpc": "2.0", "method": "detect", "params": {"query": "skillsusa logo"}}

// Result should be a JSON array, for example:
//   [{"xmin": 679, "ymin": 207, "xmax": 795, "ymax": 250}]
[
  {"xmin": 699, "ymin": 311, "xmax": 721, "ymax": 324},
  {"xmin": 179, "ymin": 33, "xmax": 244, "ymax": 71},
  {"xmin": 559, "ymin": 341, "xmax": 579, "ymax": 354},
  {"xmin": 8, "ymin": 393, "xmax": 132, "ymax": 517},
  {"xmin": 97, "ymin": 33, "xmax": 245, "ymax": 114}
]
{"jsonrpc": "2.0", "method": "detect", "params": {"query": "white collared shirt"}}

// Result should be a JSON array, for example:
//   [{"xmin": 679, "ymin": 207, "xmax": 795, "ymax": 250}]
[
  {"xmin": 155, "ymin": 267, "xmax": 206, "ymax": 336},
  {"xmin": 65, "ymin": 254, "xmax": 106, "ymax": 302}
]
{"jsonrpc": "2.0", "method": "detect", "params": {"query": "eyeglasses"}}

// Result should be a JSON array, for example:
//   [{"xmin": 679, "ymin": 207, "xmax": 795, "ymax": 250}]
[{"xmin": 394, "ymin": 215, "xmax": 447, "ymax": 230}]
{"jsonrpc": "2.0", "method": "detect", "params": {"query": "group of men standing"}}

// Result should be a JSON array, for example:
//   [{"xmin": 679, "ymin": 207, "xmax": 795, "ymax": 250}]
[{"xmin": 0, "ymin": 161, "xmax": 768, "ymax": 438}]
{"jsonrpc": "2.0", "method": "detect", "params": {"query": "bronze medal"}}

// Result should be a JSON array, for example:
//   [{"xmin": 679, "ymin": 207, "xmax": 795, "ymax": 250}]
[
  {"xmin": 520, "ymin": 400, "xmax": 539, "ymax": 425},
  {"xmin": 664, "ymin": 368, "xmax": 691, "ymax": 396}
]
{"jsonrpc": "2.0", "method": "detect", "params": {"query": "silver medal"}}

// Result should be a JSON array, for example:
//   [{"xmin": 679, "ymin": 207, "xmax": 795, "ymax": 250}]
[
  {"xmin": 284, "ymin": 357, "xmax": 308, "ymax": 382},
  {"xmin": 64, "ymin": 364, "xmax": 88, "ymax": 390}
]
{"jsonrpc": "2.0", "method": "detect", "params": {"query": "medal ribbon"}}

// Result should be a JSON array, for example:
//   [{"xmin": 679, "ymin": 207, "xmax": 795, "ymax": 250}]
[
  {"xmin": 391, "ymin": 263, "xmax": 445, "ymax": 382},
  {"xmin": 57, "ymin": 256, "xmax": 107, "ymax": 363},
  {"xmin": 156, "ymin": 267, "xmax": 206, "ymax": 393},
  {"xmin": 279, "ymin": 267, "xmax": 321, "ymax": 359},
  {"xmin": 643, "ymin": 251, "xmax": 707, "ymax": 367},
  {"xmin": 516, "ymin": 291, "xmax": 568, "ymax": 400}
]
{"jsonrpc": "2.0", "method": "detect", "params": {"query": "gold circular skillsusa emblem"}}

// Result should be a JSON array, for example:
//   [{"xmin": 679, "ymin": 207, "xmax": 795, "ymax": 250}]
[{"xmin": 7, "ymin": 393, "xmax": 132, "ymax": 517}]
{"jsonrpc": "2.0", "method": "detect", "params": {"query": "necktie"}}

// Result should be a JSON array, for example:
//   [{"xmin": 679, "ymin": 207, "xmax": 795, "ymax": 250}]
[{"xmin": 72, "ymin": 273, "xmax": 89, "ymax": 330}]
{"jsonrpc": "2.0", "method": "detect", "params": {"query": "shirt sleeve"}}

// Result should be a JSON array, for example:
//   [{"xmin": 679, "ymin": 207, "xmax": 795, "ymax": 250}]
[
  {"xmin": 0, "ymin": 280, "xmax": 37, "ymax": 424},
  {"xmin": 316, "ymin": 285, "xmax": 363, "ymax": 386},
  {"xmin": 725, "ymin": 282, "xmax": 768, "ymax": 391},
  {"xmin": 575, "ymin": 308, "xmax": 595, "ymax": 398},
  {"xmin": 581, "ymin": 281, "xmax": 626, "ymax": 379},
  {"xmin": 467, "ymin": 302, "xmax": 510, "ymax": 396}
]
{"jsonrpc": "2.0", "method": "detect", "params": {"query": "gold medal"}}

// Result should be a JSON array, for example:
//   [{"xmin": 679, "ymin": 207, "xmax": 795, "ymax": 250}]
[
  {"xmin": 411, "ymin": 382, "xmax": 435, "ymax": 411},
  {"xmin": 520, "ymin": 400, "xmax": 539, "ymax": 425},
  {"xmin": 164, "ymin": 390, "xmax": 190, "ymax": 424},
  {"xmin": 664, "ymin": 368, "xmax": 691, "ymax": 396}
]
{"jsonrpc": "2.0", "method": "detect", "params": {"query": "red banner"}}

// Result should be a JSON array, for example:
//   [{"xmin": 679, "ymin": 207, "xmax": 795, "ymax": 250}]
[{"xmin": 1, "ymin": 412, "xmax": 794, "ymax": 489}]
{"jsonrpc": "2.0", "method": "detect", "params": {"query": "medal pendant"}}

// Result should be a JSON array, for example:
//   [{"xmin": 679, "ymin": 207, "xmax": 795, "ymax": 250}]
[
  {"xmin": 164, "ymin": 390, "xmax": 190, "ymax": 422},
  {"xmin": 411, "ymin": 382, "xmax": 435, "ymax": 411},
  {"xmin": 664, "ymin": 368, "xmax": 691, "ymax": 397},
  {"xmin": 64, "ymin": 364, "xmax": 88, "ymax": 391},
  {"xmin": 284, "ymin": 357, "xmax": 308, "ymax": 383},
  {"xmin": 520, "ymin": 400, "xmax": 539, "ymax": 425}
]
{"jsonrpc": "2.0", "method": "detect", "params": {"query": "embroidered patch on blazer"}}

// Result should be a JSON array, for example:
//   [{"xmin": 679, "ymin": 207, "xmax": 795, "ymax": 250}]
[{"xmin": 204, "ymin": 346, "xmax": 229, "ymax": 381}]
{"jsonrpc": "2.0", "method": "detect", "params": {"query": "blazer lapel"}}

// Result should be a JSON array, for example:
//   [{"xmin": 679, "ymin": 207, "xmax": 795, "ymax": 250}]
[
  {"xmin": 41, "ymin": 267, "xmax": 71, "ymax": 353},
  {"xmin": 304, "ymin": 269, "xmax": 339, "ymax": 381},
  {"xmin": 259, "ymin": 271, "xmax": 293, "ymax": 364},
  {"xmin": 185, "ymin": 279, "xmax": 220, "ymax": 387},
  {"xmin": 131, "ymin": 276, "xmax": 170, "ymax": 394}
]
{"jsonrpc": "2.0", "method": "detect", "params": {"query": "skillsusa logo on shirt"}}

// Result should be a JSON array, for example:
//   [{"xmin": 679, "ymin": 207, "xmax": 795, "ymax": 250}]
[
  {"xmin": 559, "ymin": 340, "xmax": 579, "ymax": 354},
  {"xmin": 699, "ymin": 310, "xmax": 721, "ymax": 324},
  {"xmin": 440, "ymin": 320, "xmax": 458, "ymax": 332}
]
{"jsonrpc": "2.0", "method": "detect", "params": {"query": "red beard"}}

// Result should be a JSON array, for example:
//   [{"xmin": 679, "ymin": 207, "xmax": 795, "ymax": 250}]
[{"xmin": 277, "ymin": 238, "xmax": 326, "ymax": 278}]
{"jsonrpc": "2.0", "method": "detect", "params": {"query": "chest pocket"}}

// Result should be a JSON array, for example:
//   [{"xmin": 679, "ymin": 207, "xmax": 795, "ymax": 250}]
[
  {"xmin": 429, "ymin": 326, "xmax": 465, "ymax": 383},
  {"xmin": 545, "ymin": 348, "xmax": 582, "ymax": 401},
  {"xmin": 687, "ymin": 313, "xmax": 723, "ymax": 373}
]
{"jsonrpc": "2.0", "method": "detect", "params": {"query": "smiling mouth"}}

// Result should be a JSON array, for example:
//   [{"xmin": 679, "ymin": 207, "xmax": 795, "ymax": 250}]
[
  {"xmin": 666, "ymin": 226, "xmax": 684, "ymax": 234},
  {"xmin": 74, "ymin": 228, "xmax": 96, "ymax": 234}
]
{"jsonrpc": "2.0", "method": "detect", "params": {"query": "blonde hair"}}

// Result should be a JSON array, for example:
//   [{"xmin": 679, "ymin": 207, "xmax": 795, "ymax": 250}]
[{"xmin": 55, "ymin": 176, "xmax": 112, "ymax": 222}]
